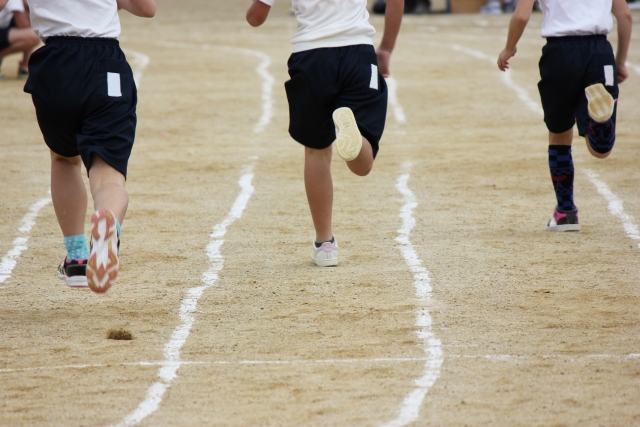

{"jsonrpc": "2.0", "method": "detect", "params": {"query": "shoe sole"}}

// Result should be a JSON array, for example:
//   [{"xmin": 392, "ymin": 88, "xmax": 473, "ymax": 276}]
[
  {"xmin": 333, "ymin": 107, "xmax": 362, "ymax": 161},
  {"xmin": 56, "ymin": 271, "xmax": 88, "ymax": 288},
  {"xmin": 312, "ymin": 257, "xmax": 339, "ymax": 267},
  {"xmin": 585, "ymin": 83, "xmax": 614, "ymax": 123},
  {"xmin": 546, "ymin": 224, "xmax": 580, "ymax": 232},
  {"xmin": 87, "ymin": 209, "xmax": 119, "ymax": 293}
]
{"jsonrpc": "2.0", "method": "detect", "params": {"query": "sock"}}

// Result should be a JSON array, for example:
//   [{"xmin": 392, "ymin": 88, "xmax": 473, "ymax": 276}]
[
  {"xmin": 314, "ymin": 236, "xmax": 335, "ymax": 248},
  {"xmin": 115, "ymin": 218, "xmax": 121, "ymax": 238},
  {"xmin": 548, "ymin": 145, "xmax": 576, "ymax": 212},
  {"xmin": 587, "ymin": 119, "xmax": 616, "ymax": 154},
  {"xmin": 64, "ymin": 234, "xmax": 89, "ymax": 260}
]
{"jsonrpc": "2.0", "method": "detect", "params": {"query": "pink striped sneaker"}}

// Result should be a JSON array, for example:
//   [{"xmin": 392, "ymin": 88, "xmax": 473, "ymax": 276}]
[
  {"xmin": 547, "ymin": 207, "xmax": 580, "ymax": 232},
  {"xmin": 87, "ymin": 209, "xmax": 120, "ymax": 293},
  {"xmin": 311, "ymin": 238, "xmax": 338, "ymax": 267}
]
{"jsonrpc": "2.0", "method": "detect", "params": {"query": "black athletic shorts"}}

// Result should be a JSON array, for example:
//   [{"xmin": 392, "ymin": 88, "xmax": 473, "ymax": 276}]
[
  {"xmin": 24, "ymin": 37, "xmax": 137, "ymax": 177},
  {"xmin": 284, "ymin": 44, "xmax": 388, "ymax": 158},
  {"xmin": 0, "ymin": 18, "xmax": 17, "ymax": 51},
  {"xmin": 538, "ymin": 35, "xmax": 618, "ymax": 136}
]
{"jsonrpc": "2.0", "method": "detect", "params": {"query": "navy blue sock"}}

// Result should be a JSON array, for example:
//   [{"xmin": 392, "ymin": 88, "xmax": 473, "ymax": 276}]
[
  {"xmin": 587, "ymin": 119, "xmax": 616, "ymax": 154},
  {"xmin": 548, "ymin": 145, "xmax": 576, "ymax": 212}
]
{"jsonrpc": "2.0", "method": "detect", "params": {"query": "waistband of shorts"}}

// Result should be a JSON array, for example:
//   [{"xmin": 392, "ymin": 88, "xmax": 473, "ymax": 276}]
[
  {"xmin": 545, "ymin": 34, "xmax": 607, "ymax": 43},
  {"xmin": 45, "ymin": 36, "xmax": 119, "ymax": 46}
]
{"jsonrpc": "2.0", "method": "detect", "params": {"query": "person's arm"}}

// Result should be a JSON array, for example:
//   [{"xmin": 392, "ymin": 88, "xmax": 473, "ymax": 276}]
[
  {"xmin": 376, "ymin": 0, "xmax": 403, "ymax": 78},
  {"xmin": 116, "ymin": 0, "xmax": 156, "ymax": 18},
  {"xmin": 13, "ymin": 10, "xmax": 30, "ymax": 27},
  {"xmin": 497, "ymin": 0, "xmax": 536, "ymax": 71},
  {"xmin": 612, "ymin": 0, "xmax": 632, "ymax": 83},
  {"xmin": 246, "ymin": 0, "xmax": 271, "ymax": 27},
  {"xmin": 0, "ymin": 0, "xmax": 8, "ymax": 11}
]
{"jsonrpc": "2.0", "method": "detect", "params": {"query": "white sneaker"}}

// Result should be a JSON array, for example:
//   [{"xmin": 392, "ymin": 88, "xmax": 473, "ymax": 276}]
[
  {"xmin": 480, "ymin": 0, "xmax": 502, "ymax": 14},
  {"xmin": 311, "ymin": 238, "xmax": 338, "ymax": 267},
  {"xmin": 585, "ymin": 83, "xmax": 615, "ymax": 124},
  {"xmin": 332, "ymin": 107, "xmax": 362, "ymax": 161}
]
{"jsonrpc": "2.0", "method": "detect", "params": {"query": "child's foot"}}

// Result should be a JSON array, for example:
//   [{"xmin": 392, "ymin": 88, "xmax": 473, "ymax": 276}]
[
  {"xmin": 585, "ymin": 84, "xmax": 616, "ymax": 156},
  {"xmin": 87, "ymin": 209, "xmax": 120, "ymax": 293},
  {"xmin": 17, "ymin": 64, "xmax": 28, "ymax": 79},
  {"xmin": 585, "ymin": 83, "xmax": 615, "ymax": 123},
  {"xmin": 311, "ymin": 237, "xmax": 338, "ymax": 267},
  {"xmin": 546, "ymin": 207, "xmax": 580, "ymax": 232},
  {"xmin": 333, "ymin": 107, "xmax": 362, "ymax": 161},
  {"xmin": 57, "ymin": 258, "xmax": 88, "ymax": 288}
]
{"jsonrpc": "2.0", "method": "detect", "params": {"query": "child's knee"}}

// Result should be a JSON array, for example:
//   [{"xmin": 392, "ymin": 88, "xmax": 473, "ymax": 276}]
[{"xmin": 50, "ymin": 151, "xmax": 81, "ymax": 166}]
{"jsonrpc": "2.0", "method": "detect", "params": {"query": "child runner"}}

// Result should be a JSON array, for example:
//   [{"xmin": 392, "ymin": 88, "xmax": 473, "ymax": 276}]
[
  {"xmin": 498, "ymin": 0, "xmax": 632, "ymax": 231},
  {"xmin": 24, "ymin": 0, "xmax": 156, "ymax": 292},
  {"xmin": 246, "ymin": 0, "xmax": 403, "ymax": 266},
  {"xmin": 0, "ymin": 0, "xmax": 39, "ymax": 79}
]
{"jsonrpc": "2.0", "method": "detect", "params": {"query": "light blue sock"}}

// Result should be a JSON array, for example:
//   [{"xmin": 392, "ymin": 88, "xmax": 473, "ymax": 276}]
[
  {"xmin": 64, "ymin": 234, "xmax": 89, "ymax": 260},
  {"xmin": 115, "ymin": 219, "xmax": 121, "ymax": 238}
]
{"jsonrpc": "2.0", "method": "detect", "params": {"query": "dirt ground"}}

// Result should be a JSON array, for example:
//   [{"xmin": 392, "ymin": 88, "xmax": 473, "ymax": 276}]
[{"xmin": 1, "ymin": 1, "xmax": 639, "ymax": 426}]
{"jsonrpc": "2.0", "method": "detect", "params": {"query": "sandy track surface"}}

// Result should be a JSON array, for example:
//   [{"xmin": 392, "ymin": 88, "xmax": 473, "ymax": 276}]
[{"xmin": 1, "ymin": 1, "xmax": 639, "ymax": 426}]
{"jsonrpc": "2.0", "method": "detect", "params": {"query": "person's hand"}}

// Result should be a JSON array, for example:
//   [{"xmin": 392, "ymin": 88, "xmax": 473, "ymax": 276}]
[
  {"xmin": 497, "ymin": 47, "xmax": 517, "ymax": 71},
  {"xmin": 376, "ymin": 48, "xmax": 391, "ymax": 78},
  {"xmin": 616, "ymin": 61, "xmax": 629, "ymax": 84}
]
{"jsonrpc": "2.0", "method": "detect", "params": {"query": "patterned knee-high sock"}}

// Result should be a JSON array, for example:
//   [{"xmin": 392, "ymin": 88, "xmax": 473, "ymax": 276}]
[
  {"xmin": 548, "ymin": 145, "xmax": 576, "ymax": 212},
  {"xmin": 587, "ymin": 118, "xmax": 616, "ymax": 154}
]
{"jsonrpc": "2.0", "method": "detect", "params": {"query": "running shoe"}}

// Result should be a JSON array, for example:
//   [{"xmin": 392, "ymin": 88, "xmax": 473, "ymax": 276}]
[
  {"xmin": 480, "ymin": 0, "xmax": 502, "ymax": 14},
  {"xmin": 17, "ymin": 64, "xmax": 28, "ymax": 79},
  {"xmin": 547, "ymin": 207, "xmax": 580, "ymax": 232},
  {"xmin": 585, "ymin": 83, "xmax": 615, "ymax": 123},
  {"xmin": 333, "ymin": 107, "xmax": 362, "ymax": 162},
  {"xmin": 311, "ymin": 238, "xmax": 338, "ymax": 267},
  {"xmin": 56, "ymin": 258, "xmax": 88, "ymax": 288},
  {"xmin": 87, "ymin": 209, "xmax": 119, "ymax": 293}
]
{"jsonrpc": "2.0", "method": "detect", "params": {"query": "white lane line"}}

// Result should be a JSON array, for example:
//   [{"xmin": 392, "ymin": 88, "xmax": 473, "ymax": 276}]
[
  {"xmin": 385, "ymin": 76, "xmax": 407, "ymax": 125},
  {"xmin": 4, "ymin": 353, "xmax": 640, "ymax": 374},
  {"xmin": 156, "ymin": 41, "xmax": 274, "ymax": 134},
  {"xmin": 0, "ymin": 195, "xmax": 51, "ymax": 284},
  {"xmin": 451, "ymin": 44, "xmax": 543, "ymax": 116},
  {"xmin": 625, "ymin": 61, "xmax": 640, "ymax": 76},
  {"xmin": 123, "ymin": 49, "xmax": 151, "ymax": 88},
  {"xmin": 585, "ymin": 169, "xmax": 640, "ymax": 248},
  {"xmin": 381, "ymin": 162, "xmax": 442, "ymax": 427},
  {"xmin": 111, "ymin": 167, "xmax": 255, "ymax": 427}
]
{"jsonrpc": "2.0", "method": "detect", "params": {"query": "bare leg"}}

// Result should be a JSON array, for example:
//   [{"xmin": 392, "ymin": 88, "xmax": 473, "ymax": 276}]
[
  {"xmin": 0, "ymin": 28, "xmax": 39, "ymax": 59},
  {"xmin": 304, "ymin": 146, "xmax": 333, "ymax": 243},
  {"xmin": 549, "ymin": 129, "xmax": 573, "ymax": 146},
  {"xmin": 50, "ymin": 151, "xmax": 88, "ymax": 237},
  {"xmin": 346, "ymin": 137, "xmax": 374, "ymax": 176},
  {"xmin": 88, "ymin": 155, "xmax": 128, "ymax": 225}
]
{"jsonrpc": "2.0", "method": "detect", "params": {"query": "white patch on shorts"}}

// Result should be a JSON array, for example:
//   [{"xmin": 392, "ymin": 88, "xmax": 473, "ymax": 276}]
[
  {"xmin": 369, "ymin": 64, "xmax": 378, "ymax": 90},
  {"xmin": 107, "ymin": 72, "xmax": 122, "ymax": 97},
  {"xmin": 604, "ymin": 65, "xmax": 614, "ymax": 86}
]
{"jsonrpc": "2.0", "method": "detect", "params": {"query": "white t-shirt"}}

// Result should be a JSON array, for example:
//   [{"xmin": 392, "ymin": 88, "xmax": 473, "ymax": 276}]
[
  {"xmin": 259, "ymin": 0, "xmax": 375, "ymax": 53},
  {"xmin": 26, "ymin": 0, "xmax": 120, "ymax": 41},
  {"xmin": 0, "ymin": 0, "xmax": 24, "ymax": 29},
  {"xmin": 539, "ymin": 0, "xmax": 613, "ymax": 38}
]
